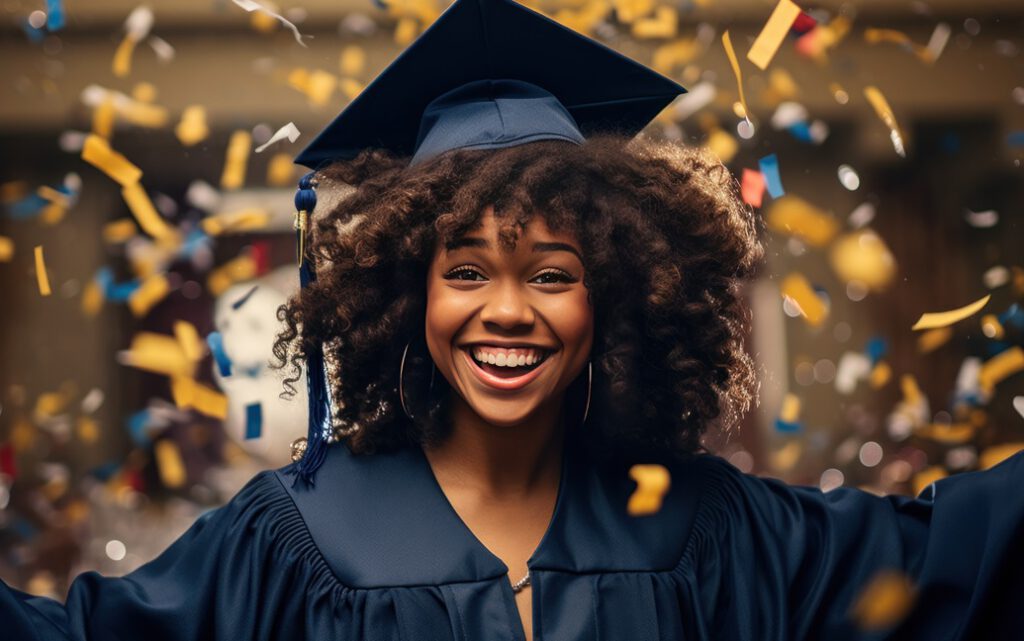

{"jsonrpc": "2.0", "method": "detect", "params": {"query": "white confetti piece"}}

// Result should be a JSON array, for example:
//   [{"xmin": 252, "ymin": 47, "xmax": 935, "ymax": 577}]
[
  {"xmin": 1014, "ymin": 396, "xmax": 1024, "ymax": 420},
  {"xmin": 232, "ymin": 0, "xmax": 311, "ymax": 47},
  {"xmin": 148, "ymin": 35, "xmax": 175, "ymax": 61},
  {"xmin": 125, "ymin": 5, "xmax": 154, "ymax": 42},
  {"xmin": 254, "ymin": 122, "xmax": 301, "ymax": 153}
]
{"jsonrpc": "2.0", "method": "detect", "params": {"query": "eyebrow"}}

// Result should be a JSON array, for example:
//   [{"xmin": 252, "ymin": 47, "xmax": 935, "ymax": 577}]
[{"xmin": 445, "ymin": 236, "xmax": 583, "ymax": 262}]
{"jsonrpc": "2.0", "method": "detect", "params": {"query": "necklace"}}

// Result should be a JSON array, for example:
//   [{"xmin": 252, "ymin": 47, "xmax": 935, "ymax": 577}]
[{"xmin": 511, "ymin": 571, "xmax": 531, "ymax": 593}]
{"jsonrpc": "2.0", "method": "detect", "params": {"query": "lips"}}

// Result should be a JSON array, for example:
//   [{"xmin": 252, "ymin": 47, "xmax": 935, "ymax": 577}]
[{"xmin": 460, "ymin": 346, "xmax": 554, "ymax": 391}]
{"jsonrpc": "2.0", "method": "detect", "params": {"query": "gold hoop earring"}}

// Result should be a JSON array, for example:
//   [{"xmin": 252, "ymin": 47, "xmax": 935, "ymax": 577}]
[
  {"xmin": 582, "ymin": 360, "xmax": 592, "ymax": 424},
  {"xmin": 399, "ymin": 342, "xmax": 413, "ymax": 420}
]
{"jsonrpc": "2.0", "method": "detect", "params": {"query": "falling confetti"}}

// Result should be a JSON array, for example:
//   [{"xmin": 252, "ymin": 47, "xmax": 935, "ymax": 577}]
[
  {"xmin": 781, "ymin": 273, "xmax": 828, "ymax": 326},
  {"xmin": 232, "ymin": 0, "xmax": 311, "ymax": 46},
  {"xmin": 34, "ymin": 246, "xmax": 52, "ymax": 296},
  {"xmin": 627, "ymin": 464, "xmax": 671, "ymax": 516},
  {"xmin": 758, "ymin": 153, "xmax": 785, "ymax": 198},
  {"xmin": 911, "ymin": 294, "xmax": 991, "ymax": 331},
  {"xmin": 864, "ymin": 86, "xmax": 906, "ymax": 157},
  {"xmin": 722, "ymin": 31, "xmax": 750, "ymax": 124},
  {"xmin": 254, "ymin": 122, "xmax": 301, "ymax": 153},
  {"xmin": 740, "ymin": 168, "xmax": 766, "ymax": 207},
  {"xmin": 746, "ymin": 0, "xmax": 801, "ymax": 70},
  {"xmin": 850, "ymin": 569, "xmax": 917, "ymax": 630},
  {"xmin": 220, "ymin": 130, "xmax": 252, "ymax": 191}
]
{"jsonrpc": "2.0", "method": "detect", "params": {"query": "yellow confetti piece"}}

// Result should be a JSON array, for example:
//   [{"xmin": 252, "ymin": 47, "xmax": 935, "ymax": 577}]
[
  {"xmin": 829, "ymin": 230, "xmax": 897, "ymax": 291},
  {"xmin": 851, "ymin": 569, "xmax": 916, "ymax": 630},
  {"xmin": 112, "ymin": 34, "xmax": 136, "ymax": 78},
  {"xmin": 92, "ymin": 97, "xmax": 116, "ymax": 140},
  {"xmin": 761, "ymin": 68, "xmax": 799, "ymax": 104},
  {"xmin": 979, "ymin": 443, "xmax": 1024, "ymax": 470},
  {"xmin": 207, "ymin": 254, "xmax": 258, "ymax": 297},
  {"xmin": 200, "ymin": 208, "xmax": 271, "ymax": 236},
  {"xmin": 916, "ymin": 327, "xmax": 952, "ymax": 354},
  {"xmin": 122, "ymin": 332, "xmax": 196, "ymax": 378},
  {"xmin": 869, "ymin": 361, "xmax": 892, "ymax": 388},
  {"xmin": 120, "ymin": 100, "xmax": 169, "ymax": 129},
  {"xmin": 340, "ymin": 45, "xmax": 366, "ymax": 77},
  {"xmin": 916, "ymin": 422, "xmax": 975, "ymax": 445},
  {"xmin": 82, "ymin": 135, "xmax": 143, "ymax": 187},
  {"xmin": 175, "ymin": 105, "xmax": 209, "ymax": 147},
  {"xmin": 900, "ymin": 374, "xmax": 922, "ymax": 405},
  {"xmin": 978, "ymin": 346, "xmax": 1024, "ymax": 393},
  {"xmin": 864, "ymin": 86, "xmax": 906, "ymax": 158},
  {"xmin": 173, "ymin": 320, "xmax": 204, "ymax": 363},
  {"xmin": 131, "ymin": 82, "xmax": 157, "ymax": 103},
  {"xmin": 41, "ymin": 476, "xmax": 69, "ymax": 502},
  {"xmin": 651, "ymin": 38, "xmax": 700, "ymax": 75},
  {"xmin": 780, "ymin": 272, "xmax": 827, "ymax": 326},
  {"xmin": 721, "ymin": 31, "xmax": 750, "ymax": 124},
  {"xmin": 220, "ymin": 130, "xmax": 252, "ymax": 191},
  {"xmin": 40, "ymin": 202, "xmax": 67, "ymax": 225},
  {"xmin": 154, "ymin": 439, "xmax": 187, "ymax": 489},
  {"xmin": 980, "ymin": 314, "xmax": 1004, "ymax": 340},
  {"xmin": 911, "ymin": 294, "xmax": 990, "ymax": 331},
  {"xmin": 747, "ymin": 0, "xmax": 801, "ymax": 70},
  {"xmin": 128, "ymin": 273, "xmax": 170, "ymax": 317},
  {"xmin": 766, "ymin": 195, "xmax": 839, "ymax": 247},
  {"xmin": 81, "ymin": 277, "xmax": 104, "ymax": 317},
  {"xmin": 171, "ymin": 376, "xmax": 228, "ymax": 419},
  {"xmin": 64, "ymin": 499, "xmax": 91, "ymax": 525},
  {"xmin": 250, "ymin": 7, "xmax": 278, "ymax": 32},
  {"xmin": 627, "ymin": 464, "xmax": 671, "ymax": 516},
  {"xmin": 12, "ymin": 418, "xmax": 36, "ymax": 453},
  {"xmin": 121, "ymin": 182, "xmax": 180, "ymax": 247},
  {"xmin": 779, "ymin": 393, "xmax": 800, "ymax": 423},
  {"xmin": 0, "ymin": 236, "xmax": 13, "ymax": 262},
  {"xmin": 339, "ymin": 77, "xmax": 365, "ymax": 101},
  {"xmin": 34, "ymin": 245, "xmax": 52, "ymax": 296},
  {"xmin": 704, "ymin": 128, "xmax": 738, "ymax": 163},
  {"xmin": 631, "ymin": 6, "xmax": 677, "ymax": 39},
  {"xmin": 267, "ymin": 152, "xmax": 296, "ymax": 187},
  {"xmin": 394, "ymin": 17, "xmax": 419, "ymax": 46},
  {"xmin": 76, "ymin": 415, "xmax": 100, "ymax": 444},
  {"xmin": 35, "ymin": 390, "xmax": 68, "ymax": 418},
  {"xmin": 771, "ymin": 439, "xmax": 802, "ymax": 472},
  {"xmin": 102, "ymin": 218, "xmax": 139, "ymax": 243},
  {"xmin": 307, "ymin": 70, "xmax": 339, "ymax": 107}
]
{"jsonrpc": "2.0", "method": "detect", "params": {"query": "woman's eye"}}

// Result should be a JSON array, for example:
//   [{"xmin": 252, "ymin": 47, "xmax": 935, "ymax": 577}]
[
  {"xmin": 531, "ymin": 270, "xmax": 575, "ymax": 285},
  {"xmin": 444, "ymin": 267, "xmax": 485, "ymax": 281}
]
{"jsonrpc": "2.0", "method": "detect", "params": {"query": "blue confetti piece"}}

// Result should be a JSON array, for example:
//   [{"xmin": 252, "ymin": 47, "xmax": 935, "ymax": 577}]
[
  {"xmin": 7, "ymin": 193, "xmax": 47, "ymax": 218},
  {"xmin": 207, "ymin": 331, "xmax": 233, "ymax": 376},
  {"xmin": 231, "ymin": 285, "xmax": 259, "ymax": 310},
  {"xmin": 11, "ymin": 518, "xmax": 38, "ymax": 540},
  {"xmin": 999, "ymin": 303, "xmax": 1023, "ymax": 329},
  {"xmin": 864, "ymin": 336, "xmax": 888, "ymax": 365},
  {"xmin": 985, "ymin": 341, "xmax": 1013, "ymax": 358},
  {"xmin": 95, "ymin": 266, "xmax": 141, "ymax": 302},
  {"xmin": 1007, "ymin": 131, "xmax": 1024, "ymax": 148},
  {"xmin": 758, "ymin": 154, "xmax": 785, "ymax": 199},
  {"xmin": 179, "ymin": 228, "xmax": 212, "ymax": 259},
  {"xmin": 20, "ymin": 18, "xmax": 45, "ymax": 43},
  {"xmin": 244, "ymin": 403, "xmax": 263, "ymax": 439},
  {"xmin": 126, "ymin": 409, "xmax": 152, "ymax": 447},
  {"xmin": 90, "ymin": 460, "xmax": 122, "ymax": 481},
  {"xmin": 774, "ymin": 419, "xmax": 803, "ymax": 433},
  {"xmin": 46, "ymin": 0, "xmax": 66, "ymax": 31},
  {"xmin": 786, "ymin": 121, "xmax": 813, "ymax": 143}
]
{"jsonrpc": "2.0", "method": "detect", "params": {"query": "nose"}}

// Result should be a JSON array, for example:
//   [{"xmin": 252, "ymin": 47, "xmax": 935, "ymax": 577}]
[{"xmin": 478, "ymin": 280, "xmax": 536, "ymax": 330}]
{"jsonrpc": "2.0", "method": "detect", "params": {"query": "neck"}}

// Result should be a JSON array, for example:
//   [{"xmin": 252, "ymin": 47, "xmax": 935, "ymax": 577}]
[{"xmin": 424, "ymin": 396, "xmax": 567, "ymax": 501}]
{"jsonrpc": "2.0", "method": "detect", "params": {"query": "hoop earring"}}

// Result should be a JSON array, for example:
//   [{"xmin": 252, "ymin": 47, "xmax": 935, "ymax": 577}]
[
  {"xmin": 581, "ymin": 360, "xmax": 592, "ymax": 425},
  {"xmin": 399, "ymin": 341, "xmax": 436, "ymax": 420}
]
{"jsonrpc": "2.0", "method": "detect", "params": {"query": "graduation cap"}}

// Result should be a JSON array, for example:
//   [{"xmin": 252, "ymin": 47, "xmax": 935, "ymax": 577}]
[{"xmin": 285, "ymin": 0, "xmax": 687, "ymax": 488}]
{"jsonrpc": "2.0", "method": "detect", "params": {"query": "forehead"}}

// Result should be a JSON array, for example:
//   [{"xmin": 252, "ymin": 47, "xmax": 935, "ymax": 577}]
[{"xmin": 451, "ymin": 206, "xmax": 578, "ymax": 248}]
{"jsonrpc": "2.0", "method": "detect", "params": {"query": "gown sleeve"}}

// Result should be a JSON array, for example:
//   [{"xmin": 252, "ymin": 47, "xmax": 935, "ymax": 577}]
[
  {"xmin": 0, "ymin": 469, "xmax": 332, "ymax": 641},
  {"xmin": 685, "ymin": 450, "xmax": 1024, "ymax": 641}
]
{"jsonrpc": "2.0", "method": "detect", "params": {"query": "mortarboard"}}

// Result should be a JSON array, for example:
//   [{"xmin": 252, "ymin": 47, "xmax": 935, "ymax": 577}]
[{"xmin": 286, "ymin": 0, "xmax": 687, "ymax": 488}]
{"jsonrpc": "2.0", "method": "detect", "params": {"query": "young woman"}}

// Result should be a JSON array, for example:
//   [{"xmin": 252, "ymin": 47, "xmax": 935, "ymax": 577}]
[{"xmin": 3, "ymin": 0, "xmax": 1023, "ymax": 639}]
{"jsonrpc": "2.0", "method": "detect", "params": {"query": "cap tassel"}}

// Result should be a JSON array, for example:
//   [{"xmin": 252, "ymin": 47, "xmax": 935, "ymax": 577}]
[{"xmin": 284, "ymin": 172, "xmax": 331, "ymax": 489}]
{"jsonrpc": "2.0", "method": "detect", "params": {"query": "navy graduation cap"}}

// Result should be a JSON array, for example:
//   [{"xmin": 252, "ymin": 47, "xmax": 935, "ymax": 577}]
[{"xmin": 286, "ymin": 0, "xmax": 687, "ymax": 487}]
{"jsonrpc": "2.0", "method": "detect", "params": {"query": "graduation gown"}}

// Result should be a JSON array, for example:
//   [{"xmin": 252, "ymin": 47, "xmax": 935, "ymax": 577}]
[{"xmin": 3, "ymin": 430, "xmax": 1023, "ymax": 641}]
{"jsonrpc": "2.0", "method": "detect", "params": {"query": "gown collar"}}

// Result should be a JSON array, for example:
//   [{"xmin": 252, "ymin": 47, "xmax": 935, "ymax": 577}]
[{"xmin": 277, "ymin": 425, "xmax": 701, "ymax": 588}]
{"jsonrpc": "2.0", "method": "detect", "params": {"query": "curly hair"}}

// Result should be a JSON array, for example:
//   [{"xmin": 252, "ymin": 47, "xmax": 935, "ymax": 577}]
[{"xmin": 273, "ymin": 133, "xmax": 763, "ymax": 465}]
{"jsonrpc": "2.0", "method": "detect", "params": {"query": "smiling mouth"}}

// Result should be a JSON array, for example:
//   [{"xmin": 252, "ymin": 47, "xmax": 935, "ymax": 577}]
[{"xmin": 460, "ymin": 345, "xmax": 555, "ymax": 390}]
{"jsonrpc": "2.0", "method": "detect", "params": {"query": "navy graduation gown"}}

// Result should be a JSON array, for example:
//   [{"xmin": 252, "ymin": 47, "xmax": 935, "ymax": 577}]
[{"xmin": 2, "ymin": 433, "xmax": 1023, "ymax": 640}]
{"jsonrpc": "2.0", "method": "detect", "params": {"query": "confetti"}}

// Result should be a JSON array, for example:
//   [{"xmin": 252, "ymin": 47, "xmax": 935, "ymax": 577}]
[
  {"xmin": 175, "ymin": 106, "xmax": 209, "ymax": 147},
  {"xmin": 266, "ymin": 152, "xmax": 296, "ymax": 186},
  {"xmin": 911, "ymin": 294, "xmax": 990, "ymax": 330},
  {"xmin": 704, "ymin": 126, "xmax": 738, "ymax": 163},
  {"xmin": 121, "ymin": 182, "xmax": 180, "ymax": 245},
  {"xmin": 979, "ymin": 443, "xmax": 1024, "ymax": 470},
  {"xmin": 672, "ymin": 81, "xmax": 715, "ymax": 121},
  {"xmin": 232, "ymin": 0, "xmax": 310, "ymax": 46},
  {"xmin": 231, "ymin": 285, "xmax": 259, "ymax": 309},
  {"xmin": 81, "ymin": 135, "xmax": 143, "ymax": 187},
  {"xmin": 766, "ymin": 196, "xmax": 839, "ymax": 247},
  {"xmin": 245, "ymin": 403, "xmax": 263, "ymax": 439},
  {"xmin": 850, "ymin": 569, "xmax": 916, "ymax": 630},
  {"xmin": 127, "ymin": 273, "xmax": 170, "ymax": 317},
  {"xmin": 721, "ymin": 31, "xmax": 750, "ymax": 124},
  {"xmin": 340, "ymin": 45, "xmax": 367, "ymax": 77},
  {"xmin": 916, "ymin": 422, "xmax": 975, "ymax": 445},
  {"xmin": 829, "ymin": 230, "xmax": 897, "ymax": 291},
  {"xmin": 917, "ymin": 327, "xmax": 953, "ymax": 354},
  {"xmin": 627, "ymin": 464, "xmax": 671, "ymax": 516},
  {"xmin": 148, "ymin": 35, "xmax": 175, "ymax": 61},
  {"xmin": 200, "ymin": 208, "xmax": 271, "ymax": 235},
  {"xmin": 112, "ymin": 36, "xmax": 137, "ymax": 78},
  {"xmin": 254, "ymin": 122, "xmax": 300, "ymax": 153},
  {"xmin": 775, "ymin": 393, "xmax": 802, "ymax": 432},
  {"xmin": 835, "ymin": 352, "xmax": 871, "ymax": 394},
  {"xmin": 978, "ymin": 346, "xmax": 1024, "ymax": 394},
  {"xmin": 76, "ymin": 416, "xmax": 100, "ymax": 444},
  {"xmin": 173, "ymin": 321, "xmax": 204, "ymax": 363},
  {"xmin": 220, "ymin": 130, "xmax": 252, "ymax": 191},
  {"xmin": 34, "ymin": 246, "xmax": 52, "ymax": 296},
  {"xmin": 653, "ymin": 39, "xmax": 701, "ymax": 76},
  {"xmin": 45, "ymin": 0, "xmax": 66, "ymax": 31},
  {"xmin": 207, "ymin": 254, "xmax": 258, "ymax": 297},
  {"xmin": 781, "ymin": 273, "xmax": 827, "ymax": 326},
  {"xmin": 740, "ymin": 169, "xmax": 766, "ymax": 207},
  {"xmin": 771, "ymin": 439, "xmax": 802, "ymax": 472},
  {"xmin": 206, "ymin": 331, "xmax": 233, "ymax": 377},
  {"xmin": 758, "ymin": 153, "xmax": 785, "ymax": 198},
  {"xmin": 102, "ymin": 218, "xmax": 139, "ymax": 243},
  {"xmin": 171, "ymin": 377, "xmax": 229, "ymax": 419},
  {"xmin": 864, "ymin": 86, "xmax": 906, "ymax": 158},
  {"xmin": 632, "ymin": 6, "xmax": 678, "ymax": 39},
  {"xmin": 747, "ymin": 0, "xmax": 801, "ymax": 70},
  {"xmin": 154, "ymin": 439, "xmax": 187, "ymax": 489},
  {"xmin": 0, "ymin": 236, "xmax": 14, "ymax": 262}
]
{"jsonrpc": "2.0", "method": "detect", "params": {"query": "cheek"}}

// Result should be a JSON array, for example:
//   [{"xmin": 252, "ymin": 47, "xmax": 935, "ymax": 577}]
[
  {"xmin": 424, "ymin": 285, "xmax": 469, "ymax": 363},
  {"xmin": 544, "ymin": 290, "xmax": 594, "ymax": 355}
]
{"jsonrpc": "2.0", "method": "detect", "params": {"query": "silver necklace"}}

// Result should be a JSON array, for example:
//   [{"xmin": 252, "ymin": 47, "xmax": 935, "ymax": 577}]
[{"xmin": 511, "ymin": 571, "xmax": 531, "ymax": 593}]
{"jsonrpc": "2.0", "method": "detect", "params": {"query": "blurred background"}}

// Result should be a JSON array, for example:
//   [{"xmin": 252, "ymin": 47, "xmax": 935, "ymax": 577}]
[{"xmin": 0, "ymin": 0, "xmax": 1022, "ymax": 598}]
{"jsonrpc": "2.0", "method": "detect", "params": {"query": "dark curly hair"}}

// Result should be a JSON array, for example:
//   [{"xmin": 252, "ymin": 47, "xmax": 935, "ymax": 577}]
[{"xmin": 273, "ymin": 133, "xmax": 763, "ymax": 466}]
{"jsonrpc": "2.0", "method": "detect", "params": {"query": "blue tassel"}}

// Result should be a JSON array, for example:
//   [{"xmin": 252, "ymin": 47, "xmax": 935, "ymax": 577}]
[{"xmin": 284, "ymin": 171, "xmax": 333, "ymax": 489}]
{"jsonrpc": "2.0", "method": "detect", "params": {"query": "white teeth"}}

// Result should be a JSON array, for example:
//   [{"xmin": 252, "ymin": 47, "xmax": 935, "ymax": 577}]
[
  {"xmin": 487, "ymin": 353, "xmax": 496, "ymax": 365},
  {"xmin": 517, "ymin": 354, "xmax": 527, "ymax": 366},
  {"xmin": 496, "ymin": 353, "xmax": 508, "ymax": 366},
  {"xmin": 470, "ymin": 347, "xmax": 549, "ymax": 368}
]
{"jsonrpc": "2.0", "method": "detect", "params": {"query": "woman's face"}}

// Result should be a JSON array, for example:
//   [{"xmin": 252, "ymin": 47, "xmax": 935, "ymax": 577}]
[{"xmin": 425, "ymin": 206, "xmax": 594, "ymax": 429}]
